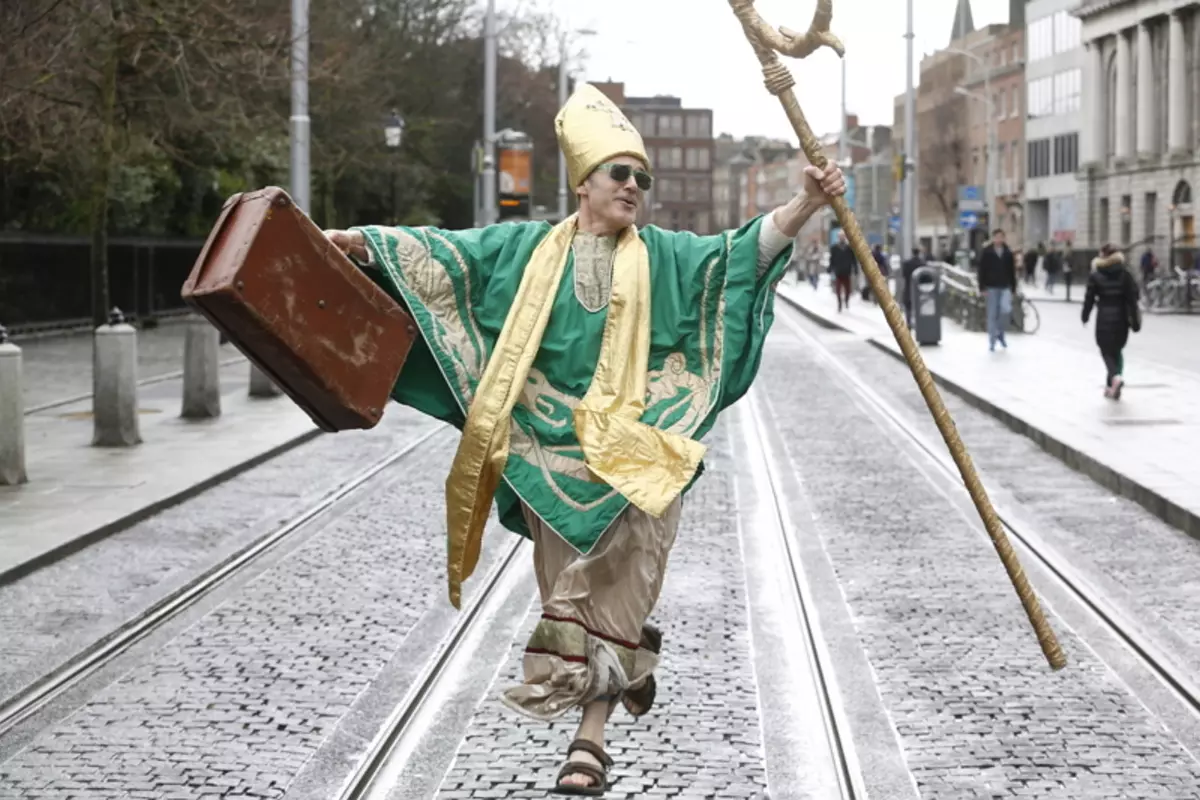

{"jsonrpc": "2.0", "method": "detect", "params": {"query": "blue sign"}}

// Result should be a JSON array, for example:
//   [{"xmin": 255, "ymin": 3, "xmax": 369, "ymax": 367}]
[
  {"xmin": 844, "ymin": 175, "xmax": 856, "ymax": 211},
  {"xmin": 888, "ymin": 215, "xmax": 901, "ymax": 232},
  {"xmin": 958, "ymin": 184, "xmax": 984, "ymax": 212},
  {"xmin": 959, "ymin": 210, "xmax": 979, "ymax": 230},
  {"xmin": 829, "ymin": 226, "xmax": 842, "ymax": 246}
]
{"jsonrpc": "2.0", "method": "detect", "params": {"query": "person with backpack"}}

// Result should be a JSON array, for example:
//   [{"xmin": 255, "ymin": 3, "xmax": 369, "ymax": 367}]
[{"xmin": 1082, "ymin": 244, "xmax": 1142, "ymax": 400}]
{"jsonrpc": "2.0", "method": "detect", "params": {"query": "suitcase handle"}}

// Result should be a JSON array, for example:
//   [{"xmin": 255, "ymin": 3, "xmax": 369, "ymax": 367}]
[{"xmin": 182, "ymin": 192, "xmax": 244, "ymax": 299}]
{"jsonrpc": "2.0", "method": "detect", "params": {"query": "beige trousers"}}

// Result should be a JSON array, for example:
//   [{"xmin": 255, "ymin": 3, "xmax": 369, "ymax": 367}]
[{"xmin": 500, "ymin": 498, "xmax": 683, "ymax": 721}]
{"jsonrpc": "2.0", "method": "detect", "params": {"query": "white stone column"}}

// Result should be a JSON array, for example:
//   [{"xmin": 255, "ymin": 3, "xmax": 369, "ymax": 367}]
[
  {"xmin": 1136, "ymin": 22, "xmax": 1156, "ymax": 157},
  {"xmin": 1116, "ymin": 30, "xmax": 1133, "ymax": 159},
  {"xmin": 1084, "ymin": 38, "xmax": 1106, "ymax": 164},
  {"xmin": 1169, "ymin": 11, "xmax": 1188, "ymax": 153}
]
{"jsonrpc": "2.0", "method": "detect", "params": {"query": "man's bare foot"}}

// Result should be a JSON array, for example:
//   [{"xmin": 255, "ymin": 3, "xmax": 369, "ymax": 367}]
[{"xmin": 559, "ymin": 748, "xmax": 604, "ymax": 789}]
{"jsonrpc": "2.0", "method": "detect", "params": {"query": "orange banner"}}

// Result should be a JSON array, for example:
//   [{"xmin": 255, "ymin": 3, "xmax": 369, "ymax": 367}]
[{"xmin": 498, "ymin": 147, "xmax": 532, "ymax": 196}]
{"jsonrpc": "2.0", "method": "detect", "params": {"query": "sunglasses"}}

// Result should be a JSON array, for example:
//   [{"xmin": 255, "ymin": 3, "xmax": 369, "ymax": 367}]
[{"xmin": 596, "ymin": 162, "xmax": 653, "ymax": 192}]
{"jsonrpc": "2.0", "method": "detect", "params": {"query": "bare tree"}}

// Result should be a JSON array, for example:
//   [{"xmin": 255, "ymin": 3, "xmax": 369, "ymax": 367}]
[{"xmin": 919, "ymin": 99, "xmax": 970, "ymax": 237}]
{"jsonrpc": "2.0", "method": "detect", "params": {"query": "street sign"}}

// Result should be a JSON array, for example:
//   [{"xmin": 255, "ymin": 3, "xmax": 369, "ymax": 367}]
[
  {"xmin": 959, "ymin": 210, "xmax": 979, "ymax": 230},
  {"xmin": 888, "ymin": 215, "xmax": 901, "ymax": 232},
  {"xmin": 845, "ymin": 175, "xmax": 856, "ymax": 211},
  {"xmin": 958, "ymin": 184, "xmax": 984, "ymax": 212},
  {"xmin": 829, "ymin": 226, "xmax": 842, "ymax": 246}
]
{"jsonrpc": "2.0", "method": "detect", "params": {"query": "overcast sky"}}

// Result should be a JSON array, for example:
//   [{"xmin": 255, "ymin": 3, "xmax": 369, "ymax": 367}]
[{"xmin": 529, "ymin": 0, "xmax": 1014, "ymax": 140}]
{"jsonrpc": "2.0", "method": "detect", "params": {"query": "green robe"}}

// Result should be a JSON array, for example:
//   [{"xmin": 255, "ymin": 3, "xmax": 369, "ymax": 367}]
[{"xmin": 353, "ymin": 217, "xmax": 791, "ymax": 553}]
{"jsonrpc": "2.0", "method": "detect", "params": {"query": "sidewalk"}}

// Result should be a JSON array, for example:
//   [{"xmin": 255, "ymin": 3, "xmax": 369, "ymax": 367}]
[
  {"xmin": 0, "ymin": 362, "xmax": 319, "ymax": 582},
  {"xmin": 17, "ymin": 320, "xmax": 247, "ymax": 412},
  {"xmin": 776, "ymin": 278, "xmax": 1200, "ymax": 539}
]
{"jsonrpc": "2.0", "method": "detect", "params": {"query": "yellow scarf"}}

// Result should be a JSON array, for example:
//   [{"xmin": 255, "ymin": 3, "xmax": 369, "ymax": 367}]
[{"xmin": 441, "ymin": 215, "xmax": 706, "ymax": 607}]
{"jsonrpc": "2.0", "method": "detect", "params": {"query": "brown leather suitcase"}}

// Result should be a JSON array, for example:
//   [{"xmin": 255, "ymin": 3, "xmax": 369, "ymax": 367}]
[{"xmin": 181, "ymin": 186, "xmax": 417, "ymax": 432}]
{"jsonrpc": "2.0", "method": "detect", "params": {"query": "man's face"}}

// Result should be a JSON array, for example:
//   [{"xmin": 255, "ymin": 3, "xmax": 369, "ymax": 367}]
[
  {"xmin": 578, "ymin": 155, "xmax": 649, "ymax": 230},
  {"xmin": 992, "ymin": 231, "xmax": 1005, "ymax": 248},
  {"xmin": 838, "ymin": 232, "xmax": 847, "ymax": 246}
]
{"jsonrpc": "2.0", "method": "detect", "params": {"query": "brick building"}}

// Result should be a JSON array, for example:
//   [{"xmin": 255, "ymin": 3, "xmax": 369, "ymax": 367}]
[{"xmin": 593, "ymin": 82, "xmax": 715, "ymax": 234}]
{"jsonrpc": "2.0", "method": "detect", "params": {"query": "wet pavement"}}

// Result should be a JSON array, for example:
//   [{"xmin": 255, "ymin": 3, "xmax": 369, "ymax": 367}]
[{"xmin": 1, "ymin": 306, "xmax": 1198, "ymax": 799}]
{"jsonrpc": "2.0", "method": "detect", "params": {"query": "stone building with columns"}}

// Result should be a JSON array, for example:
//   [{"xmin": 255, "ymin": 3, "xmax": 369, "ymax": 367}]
[{"xmin": 1076, "ymin": 0, "xmax": 1199, "ymax": 258}]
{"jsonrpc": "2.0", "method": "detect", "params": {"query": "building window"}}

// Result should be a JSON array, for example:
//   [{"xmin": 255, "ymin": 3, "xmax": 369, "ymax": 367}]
[
  {"xmin": 1027, "ymin": 138, "xmax": 1051, "ymax": 178},
  {"xmin": 662, "ymin": 115, "xmax": 684, "ymax": 136},
  {"xmin": 1053, "ymin": 69, "xmax": 1081, "ymax": 115},
  {"xmin": 1028, "ymin": 15, "xmax": 1053, "ymax": 62},
  {"xmin": 685, "ymin": 115, "xmax": 711, "ymax": 139},
  {"xmin": 657, "ymin": 178, "xmax": 683, "ymax": 202},
  {"xmin": 696, "ymin": 210, "xmax": 711, "ymax": 234},
  {"xmin": 1053, "ymin": 132, "xmax": 1079, "ymax": 174},
  {"xmin": 659, "ymin": 146, "xmax": 683, "ymax": 169},
  {"xmin": 1012, "ymin": 42, "xmax": 1021, "ymax": 63},
  {"xmin": 1027, "ymin": 76, "xmax": 1053, "ymax": 118},
  {"xmin": 1053, "ymin": 10, "xmax": 1081, "ymax": 54},
  {"xmin": 1011, "ymin": 86, "xmax": 1021, "ymax": 117},
  {"xmin": 685, "ymin": 147, "xmax": 711, "ymax": 170},
  {"xmin": 685, "ymin": 177, "xmax": 710, "ymax": 202}
]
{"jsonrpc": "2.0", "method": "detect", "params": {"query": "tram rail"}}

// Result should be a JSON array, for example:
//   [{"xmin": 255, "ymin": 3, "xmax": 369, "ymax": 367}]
[
  {"xmin": 0, "ymin": 424, "xmax": 449, "ymax": 737},
  {"xmin": 774, "ymin": 306, "xmax": 1200, "ymax": 720}
]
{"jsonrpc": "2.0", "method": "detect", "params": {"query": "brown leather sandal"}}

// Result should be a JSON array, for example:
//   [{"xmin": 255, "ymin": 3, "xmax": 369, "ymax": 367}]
[
  {"xmin": 552, "ymin": 738, "xmax": 613, "ymax": 796},
  {"xmin": 622, "ymin": 622, "xmax": 662, "ymax": 717}
]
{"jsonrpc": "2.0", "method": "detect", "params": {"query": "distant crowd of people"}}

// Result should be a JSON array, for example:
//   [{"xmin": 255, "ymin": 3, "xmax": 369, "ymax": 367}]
[{"xmin": 787, "ymin": 229, "xmax": 1144, "ymax": 402}]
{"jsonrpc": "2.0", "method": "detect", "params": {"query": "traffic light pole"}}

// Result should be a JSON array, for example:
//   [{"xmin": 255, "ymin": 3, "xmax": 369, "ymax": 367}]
[{"xmin": 902, "ymin": 0, "xmax": 916, "ymax": 258}]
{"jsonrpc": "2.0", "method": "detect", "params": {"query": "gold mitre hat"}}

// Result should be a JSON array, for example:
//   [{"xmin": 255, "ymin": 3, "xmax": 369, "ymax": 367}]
[{"xmin": 555, "ymin": 83, "xmax": 650, "ymax": 189}]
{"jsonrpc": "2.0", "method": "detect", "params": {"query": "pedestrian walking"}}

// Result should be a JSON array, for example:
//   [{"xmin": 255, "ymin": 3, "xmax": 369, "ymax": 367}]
[
  {"xmin": 323, "ymin": 82, "xmax": 847, "ymax": 795},
  {"xmin": 900, "ymin": 246, "xmax": 924, "ymax": 328},
  {"xmin": 1082, "ymin": 244, "xmax": 1141, "ymax": 400},
  {"xmin": 1022, "ymin": 245, "xmax": 1039, "ymax": 286},
  {"xmin": 829, "ymin": 230, "xmax": 856, "ymax": 311},
  {"xmin": 977, "ymin": 228, "xmax": 1017, "ymax": 352}
]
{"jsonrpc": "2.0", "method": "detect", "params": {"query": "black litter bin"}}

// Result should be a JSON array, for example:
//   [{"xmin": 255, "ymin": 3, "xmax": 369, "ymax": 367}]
[{"xmin": 910, "ymin": 266, "xmax": 942, "ymax": 346}]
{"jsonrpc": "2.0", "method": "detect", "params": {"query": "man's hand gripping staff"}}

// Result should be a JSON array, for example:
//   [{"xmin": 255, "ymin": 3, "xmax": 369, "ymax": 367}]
[{"xmin": 727, "ymin": 0, "xmax": 1067, "ymax": 671}]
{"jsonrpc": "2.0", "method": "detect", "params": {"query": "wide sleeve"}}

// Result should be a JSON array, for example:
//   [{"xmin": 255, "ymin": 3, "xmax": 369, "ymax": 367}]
[
  {"xmin": 348, "ymin": 221, "xmax": 548, "ymax": 428},
  {"xmin": 644, "ymin": 216, "xmax": 794, "ymax": 420}
]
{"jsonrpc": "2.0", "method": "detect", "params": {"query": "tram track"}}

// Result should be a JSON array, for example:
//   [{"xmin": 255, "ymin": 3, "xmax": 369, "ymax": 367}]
[
  {"xmin": 334, "ymin": 533, "xmax": 529, "ymax": 800},
  {"xmin": 0, "ymin": 423, "xmax": 449, "ymax": 738},
  {"xmin": 738, "ymin": 393, "xmax": 866, "ymax": 800},
  {"xmin": 773, "ymin": 306, "xmax": 1200, "ymax": 721}
]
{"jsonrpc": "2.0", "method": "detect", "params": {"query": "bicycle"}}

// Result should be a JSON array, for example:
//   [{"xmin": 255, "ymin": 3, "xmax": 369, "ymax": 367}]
[{"xmin": 1018, "ymin": 295, "xmax": 1040, "ymax": 334}]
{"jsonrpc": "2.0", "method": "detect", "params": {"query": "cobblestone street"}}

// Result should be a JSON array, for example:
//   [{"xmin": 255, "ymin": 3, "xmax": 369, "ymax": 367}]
[{"xmin": 2, "ymin": 306, "xmax": 1199, "ymax": 800}]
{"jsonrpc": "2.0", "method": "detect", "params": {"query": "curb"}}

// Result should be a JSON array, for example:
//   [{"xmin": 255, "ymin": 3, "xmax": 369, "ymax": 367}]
[
  {"xmin": 0, "ymin": 427, "xmax": 324, "ymax": 587},
  {"xmin": 777, "ymin": 291, "xmax": 1200, "ymax": 543}
]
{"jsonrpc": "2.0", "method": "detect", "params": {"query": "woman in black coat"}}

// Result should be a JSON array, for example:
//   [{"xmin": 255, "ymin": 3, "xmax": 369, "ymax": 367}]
[{"xmin": 1081, "ymin": 244, "xmax": 1141, "ymax": 400}]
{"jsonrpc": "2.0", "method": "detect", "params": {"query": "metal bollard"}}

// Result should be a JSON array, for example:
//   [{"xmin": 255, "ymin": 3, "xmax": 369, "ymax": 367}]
[
  {"xmin": 248, "ymin": 364, "xmax": 281, "ymax": 398},
  {"xmin": 93, "ymin": 308, "xmax": 142, "ymax": 447},
  {"xmin": 181, "ymin": 314, "xmax": 221, "ymax": 419},
  {"xmin": 0, "ymin": 324, "xmax": 28, "ymax": 485}
]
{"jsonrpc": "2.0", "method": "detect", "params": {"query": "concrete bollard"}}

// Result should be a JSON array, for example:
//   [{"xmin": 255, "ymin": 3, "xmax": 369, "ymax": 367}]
[
  {"xmin": 0, "ymin": 324, "xmax": 28, "ymax": 485},
  {"xmin": 181, "ymin": 314, "xmax": 221, "ymax": 419},
  {"xmin": 93, "ymin": 308, "xmax": 142, "ymax": 447},
  {"xmin": 248, "ymin": 364, "xmax": 281, "ymax": 398}
]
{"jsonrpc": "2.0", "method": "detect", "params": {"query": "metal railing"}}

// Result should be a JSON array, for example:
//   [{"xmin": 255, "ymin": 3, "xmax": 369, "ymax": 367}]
[{"xmin": 927, "ymin": 260, "xmax": 1029, "ymax": 333}]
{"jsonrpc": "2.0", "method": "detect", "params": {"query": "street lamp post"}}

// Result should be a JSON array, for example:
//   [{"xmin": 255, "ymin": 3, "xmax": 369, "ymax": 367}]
[
  {"xmin": 903, "ymin": 0, "xmax": 915, "ymax": 259},
  {"xmin": 290, "ymin": 0, "xmax": 310, "ymax": 214},
  {"xmin": 481, "ymin": 0, "xmax": 497, "ymax": 226},
  {"xmin": 384, "ymin": 110, "xmax": 405, "ymax": 225},
  {"xmin": 557, "ymin": 28, "xmax": 597, "ymax": 221}
]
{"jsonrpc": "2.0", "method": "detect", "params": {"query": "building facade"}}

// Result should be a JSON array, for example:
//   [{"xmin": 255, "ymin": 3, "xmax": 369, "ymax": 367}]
[
  {"xmin": 960, "ymin": 23, "xmax": 1027, "ymax": 247},
  {"xmin": 1025, "ymin": 0, "xmax": 1084, "ymax": 246},
  {"xmin": 593, "ymin": 82, "xmax": 716, "ymax": 234},
  {"xmin": 1076, "ymin": 0, "xmax": 1200, "ymax": 260}
]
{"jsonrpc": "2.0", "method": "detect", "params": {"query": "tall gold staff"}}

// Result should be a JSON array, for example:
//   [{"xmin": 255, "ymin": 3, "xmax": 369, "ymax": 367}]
[{"xmin": 728, "ymin": 0, "xmax": 1066, "ymax": 671}]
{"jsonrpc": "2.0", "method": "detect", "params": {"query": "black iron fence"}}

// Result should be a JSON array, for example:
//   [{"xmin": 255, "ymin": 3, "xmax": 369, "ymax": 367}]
[{"xmin": 0, "ymin": 233, "xmax": 204, "ymax": 333}]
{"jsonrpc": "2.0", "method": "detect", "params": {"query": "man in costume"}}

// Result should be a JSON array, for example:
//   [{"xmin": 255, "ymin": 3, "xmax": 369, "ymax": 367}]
[{"xmin": 324, "ymin": 83, "xmax": 845, "ymax": 794}]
